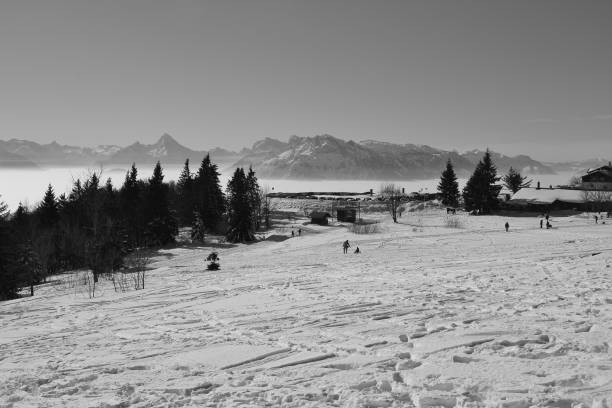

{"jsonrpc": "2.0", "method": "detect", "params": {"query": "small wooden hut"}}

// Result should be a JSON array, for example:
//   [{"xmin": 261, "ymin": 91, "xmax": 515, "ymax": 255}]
[{"xmin": 310, "ymin": 212, "xmax": 331, "ymax": 225}]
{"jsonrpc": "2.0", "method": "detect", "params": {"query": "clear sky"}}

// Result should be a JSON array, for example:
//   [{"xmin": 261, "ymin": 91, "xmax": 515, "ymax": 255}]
[{"xmin": 1, "ymin": 0, "xmax": 611, "ymax": 161}]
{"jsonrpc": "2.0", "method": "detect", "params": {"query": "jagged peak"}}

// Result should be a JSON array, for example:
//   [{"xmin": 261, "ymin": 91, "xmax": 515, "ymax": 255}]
[{"xmin": 156, "ymin": 133, "xmax": 180, "ymax": 146}]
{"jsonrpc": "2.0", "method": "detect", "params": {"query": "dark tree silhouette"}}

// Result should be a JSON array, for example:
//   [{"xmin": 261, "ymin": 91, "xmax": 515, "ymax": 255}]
[
  {"xmin": 246, "ymin": 166, "xmax": 262, "ymax": 231},
  {"xmin": 438, "ymin": 159, "xmax": 460, "ymax": 208},
  {"xmin": 38, "ymin": 184, "xmax": 59, "ymax": 228},
  {"xmin": 143, "ymin": 162, "xmax": 178, "ymax": 246},
  {"xmin": 193, "ymin": 154, "xmax": 225, "ymax": 232},
  {"xmin": 0, "ymin": 213, "xmax": 20, "ymax": 300},
  {"xmin": 502, "ymin": 167, "xmax": 531, "ymax": 194},
  {"xmin": 462, "ymin": 150, "xmax": 500, "ymax": 214},
  {"xmin": 226, "ymin": 167, "xmax": 255, "ymax": 242},
  {"xmin": 176, "ymin": 159, "xmax": 195, "ymax": 227},
  {"xmin": 120, "ymin": 163, "xmax": 144, "ymax": 248}
]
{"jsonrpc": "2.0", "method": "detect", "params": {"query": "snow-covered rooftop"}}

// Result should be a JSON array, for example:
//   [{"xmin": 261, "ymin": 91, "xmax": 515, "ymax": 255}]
[{"xmin": 510, "ymin": 187, "xmax": 586, "ymax": 204}]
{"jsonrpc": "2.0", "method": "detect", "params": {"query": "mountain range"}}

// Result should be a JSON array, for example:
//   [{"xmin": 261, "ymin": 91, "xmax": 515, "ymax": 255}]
[
  {"xmin": 0, "ymin": 133, "xmax": 588, "ymax": 179},
  {"xmin": 231, "ymin": 135, "xmax": 556, "ymax": 179}
]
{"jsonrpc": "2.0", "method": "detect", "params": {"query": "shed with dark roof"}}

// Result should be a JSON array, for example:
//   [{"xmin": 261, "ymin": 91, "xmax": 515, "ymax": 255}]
[{"xmin": 310, "ymin": 212, "xmax": 331, "ymax": 225}]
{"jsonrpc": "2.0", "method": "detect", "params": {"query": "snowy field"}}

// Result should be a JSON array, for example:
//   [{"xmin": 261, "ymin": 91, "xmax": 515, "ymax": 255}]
[{"xmin": 2, "ymin": 210, "xmax": 612, "ymax": 407}]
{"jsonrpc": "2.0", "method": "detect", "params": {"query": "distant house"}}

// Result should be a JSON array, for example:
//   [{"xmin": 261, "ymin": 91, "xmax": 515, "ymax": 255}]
[
  {"xmin": 498, "ymin": 186, "xmax": 513, "ymax": 202},
  {"xmin": 506, "ymin": 187, "xmax": 612, "ymax": 212},
  {"xmin": 582, "ymin": 163, "xmax": 612, "ymax": 191},
  {"xmin": 310, "ymin": 212, "xmax": 331, "ymax": 225}
]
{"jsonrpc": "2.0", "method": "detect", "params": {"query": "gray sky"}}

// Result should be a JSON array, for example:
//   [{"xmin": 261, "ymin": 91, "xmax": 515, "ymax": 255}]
[{"xmin": 1, "ymin": 0, "xmax": 611, "ymax": 161}]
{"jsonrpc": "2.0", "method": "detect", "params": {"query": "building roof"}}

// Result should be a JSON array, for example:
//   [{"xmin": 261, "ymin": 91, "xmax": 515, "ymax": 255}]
[
  {"xmin": 510, "ymin": 188, "xmax": 586, "ymax": 204},
  {"xmin": 582, "ymin": 165, "xmax": 612, "ymax": 182},
  {"xmin": 310, "ymin": 211, "xmax": 331, "ymax": 218}
]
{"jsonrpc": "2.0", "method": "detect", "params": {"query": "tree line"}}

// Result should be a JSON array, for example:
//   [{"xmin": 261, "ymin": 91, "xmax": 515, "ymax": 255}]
[{"xmin": 0, "ymin": 156, "xmax": 264, "ymax": 300}]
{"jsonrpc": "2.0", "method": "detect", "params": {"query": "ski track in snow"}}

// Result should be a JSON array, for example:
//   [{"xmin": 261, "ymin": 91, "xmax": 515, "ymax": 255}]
[{"xmin": 2, "ymin": 211, "xmax": 612, "ymax": 407}]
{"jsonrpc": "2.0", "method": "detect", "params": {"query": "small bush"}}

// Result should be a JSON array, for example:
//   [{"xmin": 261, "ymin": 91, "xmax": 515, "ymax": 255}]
[
  {"xmin": 444, "ymin": 215, "xmax": 464, "ymax": 228},
  {"xmin": 206, "ymin": 252, "xmax": 220, "ymax": 271},
  {"xmin": 348, "ymin": 221, "xmax": 381, "ymax": 234}
]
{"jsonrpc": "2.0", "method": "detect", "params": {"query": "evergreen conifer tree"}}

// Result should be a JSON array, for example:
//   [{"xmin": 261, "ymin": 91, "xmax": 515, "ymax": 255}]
[
  {"xmin": 143, "ymin": 162, "xmax": 177, "ymax": 246},
  {"xmin": 502, "ymin": 167, "xmax": 531, "ymax": 194},
  {"xmin": 39, "ymin": 184, "xmax": 59, "ymax": 227},
  {"xmin": 12, "ymin": 203, "xmax": 29, "ymax": 229},
  {"xmin": 226, "ymin": 168, "xmax": 255, "ymax": 242},
  {"xmin": 120, "ymin": 163, "xmax": 144, "ymax": 247},
  {"xmin": 437, "ymin": 159, "xmax": 460, "ymax": 208},
  {"xmin": 191, "ymin": 211, "xmax": 205, "ymax": 243},
  {"xmin": 176, "ymin": 159, "xmax": 195, "ymax": 226},
  {"xmin": 246, "ymin": 166, "xmax": 262, "ymax": 231},
  {"xmin": 0, "ymin": 213, "xmax": 20, "ymax": 300},
  {"xmin": 0, "ymin": 195, "xmax": 8, "ymax": 220},
  {"xmin": 462, "ymin": 150, "xmax": 500, "ymax": 214},
  {"xmin": 193, "ymin": 154, "xmax": 224, "ymax": 232}
]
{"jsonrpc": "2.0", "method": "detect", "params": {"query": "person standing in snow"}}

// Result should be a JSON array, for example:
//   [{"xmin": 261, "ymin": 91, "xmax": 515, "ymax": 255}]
[
  {"xmin": 505, "ymin": 222, "xmax": 509, "ymax": 232},
  {"xmin": 540, "ymin": 219, "xmax": 543, "ymax": 229},
  {"xmin": 595, "ymin": 215, "xmax": 599, "ymax": 224},
  {"xmin": 342, "ymin": 240, "xmax": 350, "ymax": 254},
  {"xmin": 291, "ymin": 230, "xmax": 295, "ymax": 237},
  {"xmin": 298, "ymin": 228, "xmax": 301, "ymax": 236}
]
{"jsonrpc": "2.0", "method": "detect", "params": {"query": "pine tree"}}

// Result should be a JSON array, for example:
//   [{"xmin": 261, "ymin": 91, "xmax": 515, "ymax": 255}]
[
  {"xmin": 437, "ymin": 159, "xmax": 460, "ymax": 208},
  {"xmin": 120, "ymin": 163, "xmax": 144, "ymax": 247},
  {"xmin": 193, "ymin": 154, "xmax": 225, "ymax": 232},
  {"xmin": 246, "ymin": 166, "xmax": 262, "ymax": 231},
  {"xmin": 12, "ymin": 202, "xmax": 29, "ymax": 230},
  {"xmin": 191, "ymin": 211, "xmax": 205, "ymax": 243},
  {"xmin": 143, "ymin": 162, "xmax": 178, "ymax": 246},
  {"xmin": 84, "ymin": 173, "xmax": 124, "ymax": 282},
  {"xmin": 462, "ymin": 150, "xmax": 500, "ymax": 214},
  {"xmin": 176, "ymin": 159, "xmax": 195, "ymax": 227},
  {"xmin": 0, "ymin": 195, "xmax": 8, "ymax": 220},
  {"xmin": 39, "ymin": 184, "xmax": 59, "ymax": 227},
  {"xmin": 503, "ymin": 167, "xmax": 531, "ymax": 194},
  {"xmin": 226, "ymin": 168, "xmax": 255, "ymax": 242},
  {"xmin": 0, "ymin": 214, "xmax": 21, "ymax": 300}
]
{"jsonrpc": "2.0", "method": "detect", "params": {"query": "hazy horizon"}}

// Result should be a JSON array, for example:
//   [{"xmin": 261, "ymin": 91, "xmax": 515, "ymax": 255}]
[{"xmin": 1, "ymin": 1, "xmax": 612, "ymax": 161}]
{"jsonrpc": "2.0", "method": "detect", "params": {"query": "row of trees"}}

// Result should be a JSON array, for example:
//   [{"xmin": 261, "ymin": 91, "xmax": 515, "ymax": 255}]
[
  {"xmin": 1, "ymin": 157, "xmax": 266, "ymax": 300},
  {"xmin": 437, "ymin": 150, "xmax": 531, "ymax": 214}
]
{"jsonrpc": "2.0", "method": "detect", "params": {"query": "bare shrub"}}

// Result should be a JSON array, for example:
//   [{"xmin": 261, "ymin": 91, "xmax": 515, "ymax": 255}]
[
  {"xmin": 111, "ymin": 272, "xmax": 131, "ymax": 293},
  {"xmin": 380, "ymin": 184, "xmax": 403, "ymax": 223},
  {"xmin": 581, "ymin": 189, "xmax": 612, "ymax": 212},
  {"xmin": 119, "ymin": 248, "xmax": 151, "ymax": 291},
  {"xmin": 125, "ymin": 248, "xmax": 151, "ymax": 290},
  {"xmin": 444, "ymin": 215, "xmax": 464, "ymax": 228},
  {"xmin": 348, "ymin": 221, "xmax": 381, "ymax": 234}
]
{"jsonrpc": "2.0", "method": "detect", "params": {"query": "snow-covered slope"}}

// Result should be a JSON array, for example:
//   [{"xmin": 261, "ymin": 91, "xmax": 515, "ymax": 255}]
[{"xmin": 1, "ymin": 211, "xmax": 611, "ymax": 407}]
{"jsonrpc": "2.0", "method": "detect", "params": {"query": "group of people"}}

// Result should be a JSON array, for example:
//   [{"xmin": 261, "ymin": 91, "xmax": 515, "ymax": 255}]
[
  {"xmin": 594, "ymin": 213, "xmax": 607, "ymax": 224},
  {"xmin": 539, "ymin": 214, "xmax": 553, "ymax": 229},
  {"xmin": 290, "ymin": 228, "xmax": 302, "ymax": 238},
  {"xmin": 342, "ymin": 240, "xmax": 360, "ymax": 254}
]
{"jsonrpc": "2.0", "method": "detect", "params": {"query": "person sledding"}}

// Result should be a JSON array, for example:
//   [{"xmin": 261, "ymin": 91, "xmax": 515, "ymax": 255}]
[{"xmin": 342, "ymin": 240, "xmax": 350, "ymax": 254}]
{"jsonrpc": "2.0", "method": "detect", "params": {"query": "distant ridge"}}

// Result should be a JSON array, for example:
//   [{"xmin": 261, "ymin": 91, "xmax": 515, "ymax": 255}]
[
  {"xmin": 0, "ymin": 134, "xmax": 240, "ymax": 168},
  {"xmin": 232, "ymin": 134, "xmax": 555, "ymax": 179},
  {"xmin": 0, "ymin": 133, "xmax": 560, "ymax": 179}
]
